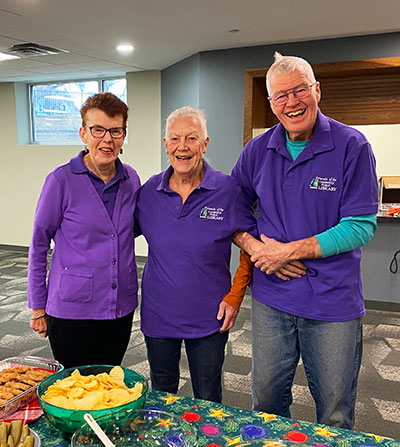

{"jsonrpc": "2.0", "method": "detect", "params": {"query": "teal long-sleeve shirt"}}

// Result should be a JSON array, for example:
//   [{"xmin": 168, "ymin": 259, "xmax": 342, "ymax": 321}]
[{"xmin": 286, "ymin": 134, "xmax": 377, "ymax": 257}]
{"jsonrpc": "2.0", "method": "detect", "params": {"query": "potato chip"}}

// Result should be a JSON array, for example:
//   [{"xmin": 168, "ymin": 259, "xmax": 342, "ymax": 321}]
[
  {"xmin": 108, "ymin": 388, "xmax": 130, "ymax": 405},
  {"xmin": 109, "ymin": 366, "xmax": 124, "ymax": 386},
  {"xmin": 73, "ymin": 394, "xmax": 100, "ymax": 410},
  {"xmin": 51, "ymin": 378, "xmax": 76, "ymax": 389},
  {"xmin": 69, "ymin": 387, "xmax": 85, "ymax": 399},
  {"xmin": 42, "ymin": 368, "xmax": 143, "ymax": 411},
  {"xmin": 46, "ymin": 395, "xmax": 71, "ymax": 408}
]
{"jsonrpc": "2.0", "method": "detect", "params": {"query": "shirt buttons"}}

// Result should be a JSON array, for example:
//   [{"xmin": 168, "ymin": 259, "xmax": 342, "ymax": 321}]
[
  {"xmin": 110, "ymin": 233, "xmax": 116, "ymax": 239},
  {"xmin": 176, "ymin": 205, "xmax": 180, "ymax": 209},
  {"xmin": 111, "ymin": 283, "xmax": 117, "ymax": 289},
  {"xmin": 112, "ymin": 258, "xmax": 117, "ymax": 265}
]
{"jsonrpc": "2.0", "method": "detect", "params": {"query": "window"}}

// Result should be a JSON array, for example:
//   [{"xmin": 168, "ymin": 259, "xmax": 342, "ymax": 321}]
[{"xmin": 30, "ymin": 78, "xmax": 127, "ymax": 144}]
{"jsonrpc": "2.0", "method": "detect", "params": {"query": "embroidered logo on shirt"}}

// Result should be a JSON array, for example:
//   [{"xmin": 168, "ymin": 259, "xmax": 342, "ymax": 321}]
[
  {"xmin": 199, "ymin": 206, "xmax": 224, "ymax": 221},
  {"xmin": 309, "ymin": 176, "xmax": 337, "ymax": 192}
]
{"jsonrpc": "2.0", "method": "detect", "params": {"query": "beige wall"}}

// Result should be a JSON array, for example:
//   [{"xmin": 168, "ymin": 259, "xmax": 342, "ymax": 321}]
[
  {"xmin": 0, "ymin": 70, "xmax": 161, "ymax": 256},
  {"xmin": 126, "ymin": 70, "xmax": 161, "ymax": 256}
]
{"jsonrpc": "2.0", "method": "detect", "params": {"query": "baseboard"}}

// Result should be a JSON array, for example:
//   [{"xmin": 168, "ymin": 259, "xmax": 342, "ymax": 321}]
[
  {"xmin": 365, "ymin": 299, "xmax": 400, "ymax": 312},
  {"xmin": 0, "ymin": 244, "xmax": 29, "ymax": 253}
]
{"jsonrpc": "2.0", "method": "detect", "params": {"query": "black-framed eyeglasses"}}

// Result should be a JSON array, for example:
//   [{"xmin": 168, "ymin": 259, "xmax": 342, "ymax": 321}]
[
  {"xmin": 85, "ymin": 125, "xmax": 126, "ymax": 139},
  {"xmin": 268, "ymin": 82, "xmax": 317, "ymax": 106}
]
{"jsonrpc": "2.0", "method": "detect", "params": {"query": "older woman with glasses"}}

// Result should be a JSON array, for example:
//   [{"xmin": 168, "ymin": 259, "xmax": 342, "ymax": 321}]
[{"xmin": 28, "ymin": 92, "xmax": 140, "ymax": 368}]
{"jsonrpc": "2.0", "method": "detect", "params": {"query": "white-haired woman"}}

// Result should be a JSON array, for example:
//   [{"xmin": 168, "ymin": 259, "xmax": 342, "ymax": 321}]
[{"xmin": 135, "ymin": 106, "xmax": 254, "ymax": 403}]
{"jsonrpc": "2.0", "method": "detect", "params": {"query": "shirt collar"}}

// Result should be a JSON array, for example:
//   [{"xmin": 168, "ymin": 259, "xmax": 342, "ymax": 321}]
[
  {"xmin": 267, "ymin": 109, "xmax": 334, "ymax": 157},
  {"xmin": 70, "ymin": 150, "xmax": 127, "ymax": 180},
  {"xmin": 156, "ymin": 160, "xmax": 216, "ymax": 192}
]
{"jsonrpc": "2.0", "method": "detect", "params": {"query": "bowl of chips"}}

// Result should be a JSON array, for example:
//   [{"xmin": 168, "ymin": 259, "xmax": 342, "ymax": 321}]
[
  {"xmin": 71, "ymin": 408, "xmax": 199, "ymax": 447},
  {"xmin": 37, "ymin": 365, "xmax": 148, "ymax": 436}
]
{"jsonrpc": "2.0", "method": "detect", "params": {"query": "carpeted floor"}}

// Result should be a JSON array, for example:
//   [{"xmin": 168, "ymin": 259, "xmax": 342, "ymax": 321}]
[{"xmin": 0, "ymin": 248, "xmax": 399, "ymax": 439}]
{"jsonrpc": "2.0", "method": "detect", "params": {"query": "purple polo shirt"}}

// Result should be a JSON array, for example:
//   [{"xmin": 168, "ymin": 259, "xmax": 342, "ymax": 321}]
[
  {"xmin": 231, "ymin": 110, "xmax": 378, "ymax": 322},
  {"xmin": 28, "ymin": 152, "xmax": 141, "ymax": 320},
  {"xmin": 135, "ymin": 162, "xmax": 255, "ymax": 338}
]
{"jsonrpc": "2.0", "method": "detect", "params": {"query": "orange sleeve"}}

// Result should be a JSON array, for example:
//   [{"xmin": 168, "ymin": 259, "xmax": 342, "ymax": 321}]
[{"xmin": 223, "ymin": 250, "xmax": 253, "ymax": 311}]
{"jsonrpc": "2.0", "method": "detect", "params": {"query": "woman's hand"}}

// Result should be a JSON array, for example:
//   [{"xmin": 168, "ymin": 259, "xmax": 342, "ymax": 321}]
[
  {"xmin": 217, "ymin": 301, "xmax": 238, "ymax": 332},
  {"xmin": 30, "ymin": 309, "xmax": 48, "ymax": 338}
]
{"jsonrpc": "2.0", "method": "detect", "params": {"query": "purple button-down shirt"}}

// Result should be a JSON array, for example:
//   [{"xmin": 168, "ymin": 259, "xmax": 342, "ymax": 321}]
[
  {"xmin": 28, "ymin": 151, "xmax": 141, "ymax": 320},
  {"xmin": 231, "ymin": 110, "xmax": 378, "ymax": 322},
  {"xmin": 71, "ymin": 151, "xmax": 125, "ymax": 220}
]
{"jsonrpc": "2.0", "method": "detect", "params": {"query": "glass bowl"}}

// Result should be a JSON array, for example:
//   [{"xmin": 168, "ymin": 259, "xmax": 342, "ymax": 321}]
[
  {"xmin": 30, "ymin": 428, "xmax": 41, "ymax": 447},
  {"xmin": 71, "ymin": 408, "xmax": 199, "ymax": 447},
  {"xmin": 37, "ymin": 365, "xmax": 148, "ymax": 436}
]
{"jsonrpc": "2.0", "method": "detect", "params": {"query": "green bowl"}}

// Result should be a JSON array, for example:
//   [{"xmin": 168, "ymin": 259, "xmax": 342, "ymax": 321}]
[
  {"xmin": 71, "ymin": 408, "xmax": 199, "ymax": 447},
  {"xmin": 37, "ymin": 365, "xmax": 148, "ymax": 436}
]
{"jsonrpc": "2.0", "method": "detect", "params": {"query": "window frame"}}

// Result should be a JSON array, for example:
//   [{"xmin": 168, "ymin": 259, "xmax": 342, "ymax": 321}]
[{"xmin": 29, "ymin": 76, "xmax": 126, "ymax": 145}]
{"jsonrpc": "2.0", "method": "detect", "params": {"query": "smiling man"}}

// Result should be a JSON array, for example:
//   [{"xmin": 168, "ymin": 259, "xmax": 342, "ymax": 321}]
[{"xmin": 231, "ymin": 53, "xmax": 378, "ymax": 428}]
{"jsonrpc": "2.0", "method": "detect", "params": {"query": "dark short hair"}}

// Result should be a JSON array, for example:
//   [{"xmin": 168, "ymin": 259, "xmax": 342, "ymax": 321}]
[{"xmin": 80, "ymin": 92, "xmax": 128, "ymax": 126}]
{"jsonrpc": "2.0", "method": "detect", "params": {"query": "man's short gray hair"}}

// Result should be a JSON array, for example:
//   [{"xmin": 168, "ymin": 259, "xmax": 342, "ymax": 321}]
[
  {"xmin": 165, "ymin": 106, "xmax": 208, "ymax": 139},
  {"xmin": 266, "ymin": 52, "xmax": 316, "ymax": 94}
]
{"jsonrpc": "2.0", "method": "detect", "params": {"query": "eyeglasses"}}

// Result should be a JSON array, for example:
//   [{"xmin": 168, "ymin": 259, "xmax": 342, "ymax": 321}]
[
  {"xmin": 268, "ymin": 82, "xmax": 317, "ymax": 106},
  {"xmin": 85, "ymin": 125, "xmax": 126, "ymax": 139}
]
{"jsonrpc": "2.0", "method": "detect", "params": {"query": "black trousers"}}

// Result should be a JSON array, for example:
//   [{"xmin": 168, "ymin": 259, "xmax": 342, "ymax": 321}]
[{"xmin": 47, "ymin": 311, "xmax": 134, "ymax": 369}]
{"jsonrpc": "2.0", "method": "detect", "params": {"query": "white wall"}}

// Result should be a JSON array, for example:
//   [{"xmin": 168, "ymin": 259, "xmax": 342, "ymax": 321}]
[
  {"xmin": 0, "ymin": 71, "xmax": 161, "ymax": 256},
  {"xmin": 353, "ymin": 125, "xmax": 400, "ymax": 177},
  {"xmin": 253, "ymin": 125, "xmax": 400, "ymax": 177}
]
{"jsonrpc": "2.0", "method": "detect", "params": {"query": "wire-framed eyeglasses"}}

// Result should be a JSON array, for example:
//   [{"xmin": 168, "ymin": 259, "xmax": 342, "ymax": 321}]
[
  {"xmin": 85, "ymin": 125, "xmax": 126, "ymax": 139},
  {"xmin": 268, "ymin": 82, "xmax": 317, "ymax": 106}
]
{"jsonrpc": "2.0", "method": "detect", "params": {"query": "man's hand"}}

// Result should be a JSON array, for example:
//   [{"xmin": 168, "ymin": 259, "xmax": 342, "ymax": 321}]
[
  {"xmin": 234, "ymin": 231, "xmax": 321, "ymax": 279},
  {"xmin": 217, "ymin": 301, "xmax": 238, "ymax": 332},
  {"xmin": 274, "ymin": 260, "xmax": 307, "ymax": 281},
  {"xmin": 251, "ymin": 234, "xmax": 293, "ymax": 273},
  {"xmin": 251, "ymin": 234, "xmax": 322, "ymax": 275}
]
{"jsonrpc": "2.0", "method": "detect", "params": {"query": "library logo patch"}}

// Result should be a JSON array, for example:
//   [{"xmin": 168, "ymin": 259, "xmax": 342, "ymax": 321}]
[
  {"xmin": 309, "ymin": 176, "xmax": 337, "ymax": 192},
  {"xmin": 199, "ymin": 206, "xmax": 224, "ymax": 221}
]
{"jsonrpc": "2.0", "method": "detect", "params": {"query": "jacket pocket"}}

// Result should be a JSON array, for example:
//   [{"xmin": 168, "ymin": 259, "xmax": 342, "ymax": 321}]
[
  {"xmin": 127, "ymin": 266, "xmax": 138, "ymax": 296},
  {"xmin": 59, "ymin": 267, "xmax": 93, "ymax": 303}
]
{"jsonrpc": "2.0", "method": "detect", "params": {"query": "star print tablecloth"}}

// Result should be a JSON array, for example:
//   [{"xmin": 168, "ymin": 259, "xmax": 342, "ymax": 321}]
[{"xmin": 30, "ymin": 390, "xmax": 400, "ymax": 447}]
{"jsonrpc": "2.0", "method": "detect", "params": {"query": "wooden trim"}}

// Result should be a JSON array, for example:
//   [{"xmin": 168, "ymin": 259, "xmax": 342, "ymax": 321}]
[
  {"xmin": 243, "ymin": 56, "xmax": 400, "ymax": 146},
  {"xmin": 313, "ymin": 58, "xmax": 400, "ymax": 78},
  {"xmin": 243, "ymin": 70, "xmax": 255, "ymax": 145}
]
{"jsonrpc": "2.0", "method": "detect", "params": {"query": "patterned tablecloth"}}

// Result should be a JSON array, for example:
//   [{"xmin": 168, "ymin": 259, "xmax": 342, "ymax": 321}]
[{"xmin": 31, "ymin": 390, "xmax": 400, "ymax": 447}]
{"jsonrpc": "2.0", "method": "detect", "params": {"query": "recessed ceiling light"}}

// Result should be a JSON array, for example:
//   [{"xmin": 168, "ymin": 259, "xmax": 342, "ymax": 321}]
[
  {"xmin": 229, "ymin": 29, "xmax": 240, "ymax": 33},
  {"xmin": 0, "ymin": 52, "xmax": 20, "ymax": 61},
  {"xmin": 116, "ymin": 44, "xmax": 134, "ymax": 54}
]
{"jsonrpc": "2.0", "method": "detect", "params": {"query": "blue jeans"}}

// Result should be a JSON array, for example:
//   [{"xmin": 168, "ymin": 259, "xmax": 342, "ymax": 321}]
[
  {"xmin": 145, "ymin": 331, "xmax": 229, "ymax": 403},
  {"xmin": 252, "ymin": 299, "xmax": 362, "ymax": 429}
]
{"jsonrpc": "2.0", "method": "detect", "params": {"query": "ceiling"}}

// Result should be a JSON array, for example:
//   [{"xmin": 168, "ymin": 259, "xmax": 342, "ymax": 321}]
[{"xmin": 0, "ymin": 0, "xmax": 399, "ymax": 84}]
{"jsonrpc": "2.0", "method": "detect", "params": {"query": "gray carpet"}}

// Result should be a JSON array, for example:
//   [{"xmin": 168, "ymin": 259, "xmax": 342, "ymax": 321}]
[{"xmin": 0, "ymin": 248, "xmax": 399, "ymax": 439}]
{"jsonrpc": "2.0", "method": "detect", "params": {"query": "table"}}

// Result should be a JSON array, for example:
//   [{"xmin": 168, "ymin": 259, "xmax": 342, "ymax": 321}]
[{"xmin": 31, "ymin": 390, "xmax": 400, "ymax": 447}]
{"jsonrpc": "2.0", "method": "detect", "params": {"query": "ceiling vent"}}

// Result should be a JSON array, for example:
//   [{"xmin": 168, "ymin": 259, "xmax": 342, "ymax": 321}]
[{"xmin": 6, "ymin": 42, "xmax": 69, "ymax": 57}]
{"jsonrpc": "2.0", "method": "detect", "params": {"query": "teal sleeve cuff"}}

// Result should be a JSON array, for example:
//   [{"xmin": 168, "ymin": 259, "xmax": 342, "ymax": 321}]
[
  {"xmin": 315, "ymin": 231, "xmax": 337, "ymax": 258},
  {"xmin": 316, "ymin": 214, "xmax": 377, "ymax": 258}
]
